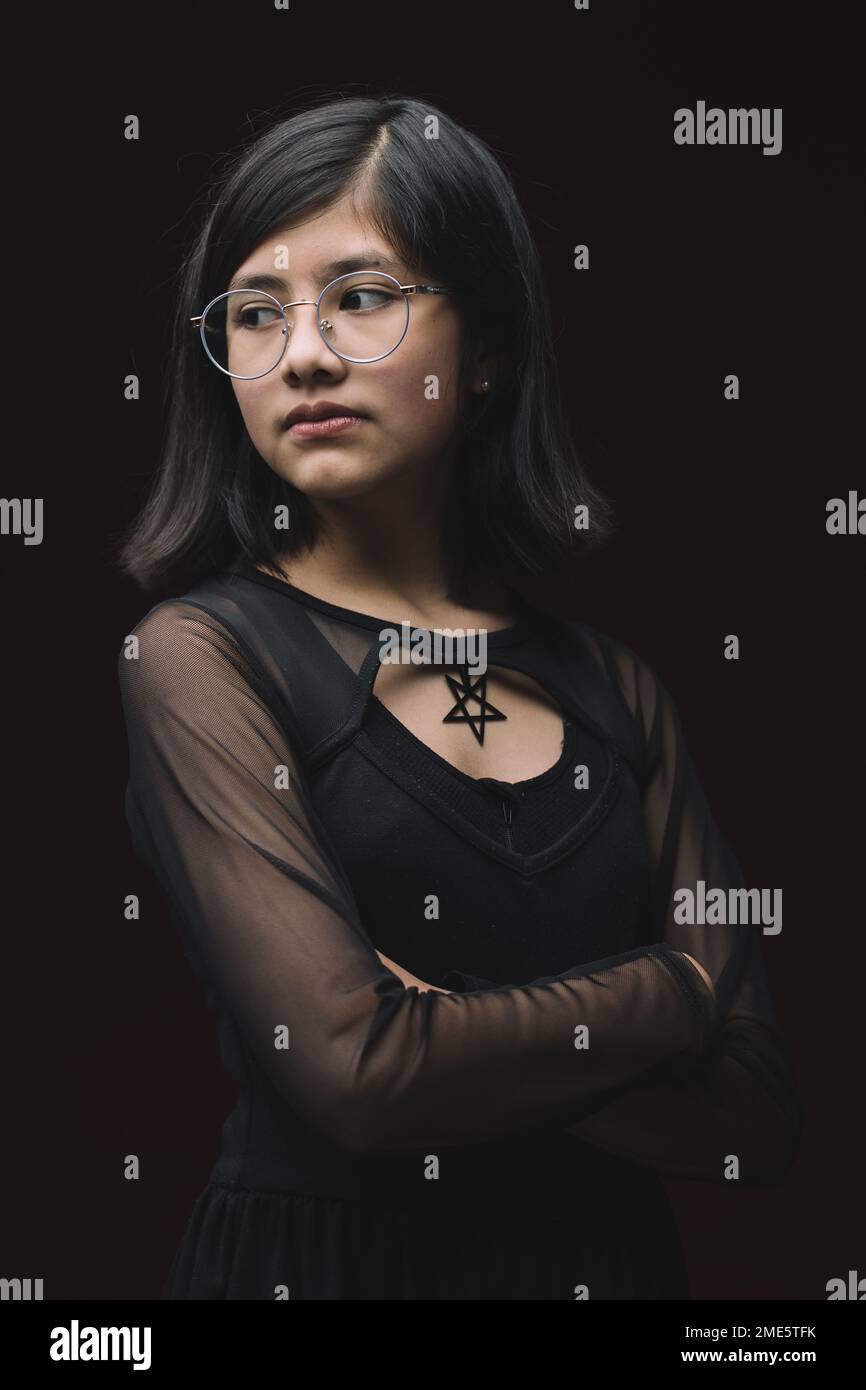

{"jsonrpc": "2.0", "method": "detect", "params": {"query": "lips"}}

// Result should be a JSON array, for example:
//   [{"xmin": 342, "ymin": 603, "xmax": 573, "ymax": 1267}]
[{"xmin": 284, "ymin": 402, "xmax": 369, "ymax": 428}]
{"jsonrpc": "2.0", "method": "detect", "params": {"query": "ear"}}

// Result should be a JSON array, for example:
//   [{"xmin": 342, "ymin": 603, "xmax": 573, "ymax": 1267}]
[{"xmin": 470, "ymin": 345, "xmax": 497, "ymax": 394}]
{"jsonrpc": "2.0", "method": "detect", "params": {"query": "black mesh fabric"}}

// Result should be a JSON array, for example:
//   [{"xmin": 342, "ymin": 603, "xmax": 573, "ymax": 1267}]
[{"xmin": 117, "ymin": 560, "xmax": 801, "ymax": 1298}]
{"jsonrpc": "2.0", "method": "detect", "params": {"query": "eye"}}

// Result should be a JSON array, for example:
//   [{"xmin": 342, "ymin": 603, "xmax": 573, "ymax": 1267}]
[
  {"xmin": 233, "ymin": 304, "xmax": 283, "ymax": 329},
  {"xmin": 339, "ymin": 286, "xmax": 397, "ymax": 312}
]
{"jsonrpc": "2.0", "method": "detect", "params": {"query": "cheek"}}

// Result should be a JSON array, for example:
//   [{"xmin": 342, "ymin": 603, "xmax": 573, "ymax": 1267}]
[
  {"xmin": 233, "ymin": 385, "xmax": 277, "ymax": 447},
  {"xmin": 377, "ymin": 342, "xmax": 464, "ymax": 432}
]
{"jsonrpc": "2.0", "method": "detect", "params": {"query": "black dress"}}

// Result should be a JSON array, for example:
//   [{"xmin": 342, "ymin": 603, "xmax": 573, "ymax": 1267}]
[{"xmin": 117, "ymin": 558, "xmax": 801, "ymax": 1300}]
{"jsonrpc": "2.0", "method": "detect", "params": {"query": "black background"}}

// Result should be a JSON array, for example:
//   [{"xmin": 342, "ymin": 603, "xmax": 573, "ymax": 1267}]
[{"xmin": 2, "ymin": 1, "xmax": 863, "ymax": 1300}]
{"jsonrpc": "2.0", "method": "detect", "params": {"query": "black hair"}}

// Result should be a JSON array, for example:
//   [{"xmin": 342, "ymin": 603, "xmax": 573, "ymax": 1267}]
[{"xmin": 112, "ymin": 91, "xmax": 618, "ymax": 601}]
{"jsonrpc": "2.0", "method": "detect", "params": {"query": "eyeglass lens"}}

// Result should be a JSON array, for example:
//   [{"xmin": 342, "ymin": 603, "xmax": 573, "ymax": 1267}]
[{"xmin": 200, "ymin": 272, "xmax": 411, "ymax": 375}]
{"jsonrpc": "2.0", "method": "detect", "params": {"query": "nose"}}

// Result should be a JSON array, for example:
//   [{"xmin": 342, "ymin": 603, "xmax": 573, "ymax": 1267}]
[{"xmin": 277, "ymin": 298, "xmax": 344, "ymax": 379}]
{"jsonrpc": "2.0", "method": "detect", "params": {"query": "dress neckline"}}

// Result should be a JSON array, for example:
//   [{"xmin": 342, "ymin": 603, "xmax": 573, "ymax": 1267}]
[
  {"xmin": 220, "ymin": 559, "xmax": 536, "ymax": 648},
  {"xmin": 367, "ymin": 690, "xmax": 577, "ymax": 797}
]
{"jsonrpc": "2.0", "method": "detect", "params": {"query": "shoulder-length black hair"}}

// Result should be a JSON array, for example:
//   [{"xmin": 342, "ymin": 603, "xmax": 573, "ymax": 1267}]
[{"xmin": 112, "ymin": 91, "xmax": 618, "ymax": 601}]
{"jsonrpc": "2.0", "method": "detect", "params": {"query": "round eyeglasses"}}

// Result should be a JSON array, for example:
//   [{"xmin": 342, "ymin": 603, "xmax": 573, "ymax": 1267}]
[{"xmin": 190, "ymin": 270, "xmax": 455, "ymax": 379}]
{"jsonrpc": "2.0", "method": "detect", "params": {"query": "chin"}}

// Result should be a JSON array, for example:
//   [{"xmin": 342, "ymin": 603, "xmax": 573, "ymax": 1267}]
[{"xmin": 285, "ymin": 457, "xmax": 384, "ymax": 497}]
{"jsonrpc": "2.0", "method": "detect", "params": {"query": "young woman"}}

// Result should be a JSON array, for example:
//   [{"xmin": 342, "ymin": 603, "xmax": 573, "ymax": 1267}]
[{"xmin": 115, "ymin": 93, "xmax": 801, "ymax": 1300}]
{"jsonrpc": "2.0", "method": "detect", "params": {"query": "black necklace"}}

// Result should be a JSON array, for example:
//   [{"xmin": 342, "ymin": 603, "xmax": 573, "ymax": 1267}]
[{"xmin": 441, "ymin": 666, "xmax": 507, "ymax": 746}]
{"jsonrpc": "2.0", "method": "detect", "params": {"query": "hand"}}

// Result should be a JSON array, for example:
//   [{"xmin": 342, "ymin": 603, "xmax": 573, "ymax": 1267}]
[
  {"xmin": 679, "ymin": 951, "xmax": 716, "ymax": 999},
  {"xmin": 376, "ymin": 949, "xmax": 450, "ymax": 993}
]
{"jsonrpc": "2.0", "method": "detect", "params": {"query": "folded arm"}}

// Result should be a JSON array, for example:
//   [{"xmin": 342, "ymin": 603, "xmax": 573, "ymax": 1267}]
[
  {"xmin": 443, "ymin": 632, "xmax": 802, "ymax": 1185},
  {"xmin": 118, "ymin": 602, "xmax": 718, "ymax": 1155}
]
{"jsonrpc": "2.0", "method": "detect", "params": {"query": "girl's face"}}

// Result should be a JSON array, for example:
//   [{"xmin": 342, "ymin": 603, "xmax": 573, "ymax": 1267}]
[{"xmin": 227, "ymin": 195, "xmax": 487, "ymax": 504}]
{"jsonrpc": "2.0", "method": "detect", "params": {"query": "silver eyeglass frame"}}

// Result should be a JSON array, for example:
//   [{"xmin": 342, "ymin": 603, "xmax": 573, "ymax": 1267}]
[{"xmin": 190, "ymin": 269, "xmax": 455, "ymax": 377}]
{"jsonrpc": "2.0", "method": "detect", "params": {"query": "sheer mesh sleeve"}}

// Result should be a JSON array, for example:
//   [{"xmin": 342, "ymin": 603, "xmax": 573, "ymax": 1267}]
[
  {"xmin": 557, "ymin": 636, "xmax": 802, "ymax": 1183},
  {"xmin": 117, "ymin": 601, "xmax": 719, "ymax": 1155}
]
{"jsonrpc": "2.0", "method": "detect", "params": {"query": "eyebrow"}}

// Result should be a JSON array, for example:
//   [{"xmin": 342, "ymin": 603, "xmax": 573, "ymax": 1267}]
[{"xmin": 227, "ymin": 254, "xmax": 406, "ymax": 294}]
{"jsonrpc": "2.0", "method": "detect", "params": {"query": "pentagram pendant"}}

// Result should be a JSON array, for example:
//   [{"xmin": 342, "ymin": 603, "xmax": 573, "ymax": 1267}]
[{"xmin": 441, "ymin": 665, "xmax": 507, "ymax": 746}]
